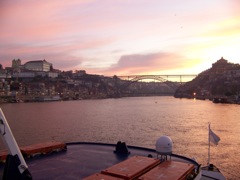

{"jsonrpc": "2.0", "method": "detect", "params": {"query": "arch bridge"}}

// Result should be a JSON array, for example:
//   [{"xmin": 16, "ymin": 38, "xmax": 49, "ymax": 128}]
[
  {"xmin": 113, "ymin": 74, "xmax": 197, "ymax": 96},
  {"xmin": 117, "ymin": 74, "xmax": 196, "ymax": 88}
]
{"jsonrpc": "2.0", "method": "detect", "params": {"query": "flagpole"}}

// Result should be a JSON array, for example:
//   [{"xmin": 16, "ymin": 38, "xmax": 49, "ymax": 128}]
[{"xmin": 208, "ymin": 123, "xmax": 210, "ymax": 165}]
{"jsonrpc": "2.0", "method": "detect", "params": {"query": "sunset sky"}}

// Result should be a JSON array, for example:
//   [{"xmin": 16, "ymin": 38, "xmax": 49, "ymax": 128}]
[{"xmin": 0, "ymin": 0, "xmax": 239, "ymax": 76}]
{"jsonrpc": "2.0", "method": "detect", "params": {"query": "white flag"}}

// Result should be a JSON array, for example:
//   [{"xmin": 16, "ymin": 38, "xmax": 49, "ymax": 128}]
[{"xmin": 209, "ymin": 128, "xmax": 220, "ymax": 145}]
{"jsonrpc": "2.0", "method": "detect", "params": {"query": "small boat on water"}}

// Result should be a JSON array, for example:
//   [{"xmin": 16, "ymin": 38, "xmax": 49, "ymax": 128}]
[
  {"xmin": 0, "ymin": 108, "xmax": 226, "ymax": 180},
  {"xmin": 34, "ymin": 95, "xmax": 62, "ymax": 102},
  {"xmin": 212, "ymin": 97, "xmax": 228, "ymax": 104}
]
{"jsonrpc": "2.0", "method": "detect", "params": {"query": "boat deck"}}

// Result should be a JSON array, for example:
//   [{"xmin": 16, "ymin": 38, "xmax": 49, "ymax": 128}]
[{"xmin": 0, "ymin": 142, "xmax": 199, "ymax": 180}]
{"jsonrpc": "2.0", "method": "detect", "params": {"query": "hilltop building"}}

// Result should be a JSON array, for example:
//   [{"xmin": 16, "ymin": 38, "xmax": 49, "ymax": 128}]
[
  {"xmin": 24, "ymin": 60, "xmax": 53, "ymax": 72},
  {"xmin": 12, "ymin": 59, "xmax": 53, "ymax": 72},
  {"xmin": 211, "ymin": 57, "xmax": 240, "ymax": 75},
  {"xmin": 11, "ymin": 59, "xmax": 53, "ymax": 72},
  {"xmin": 10, "ymin": 59, "xmax": 58, "ymax": 78},
  {"xmin": 211, "ymin": 57, "xmax": 229, "ymax": 74},
  {"xmin": 12, "ymin": 59, "xmax": 22, "ymax": 72}
]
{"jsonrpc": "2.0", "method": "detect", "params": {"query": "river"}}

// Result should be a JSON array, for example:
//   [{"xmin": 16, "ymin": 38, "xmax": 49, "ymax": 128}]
[{"xmin": 0, "ymin": 96, "xmax": 239, "ymax": 179}]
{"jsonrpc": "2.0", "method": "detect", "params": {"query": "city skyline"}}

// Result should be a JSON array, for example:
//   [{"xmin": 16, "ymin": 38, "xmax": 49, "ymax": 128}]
[{"xmin": 0, "ymin": 0, "xmax": 239, "ymax": 76}]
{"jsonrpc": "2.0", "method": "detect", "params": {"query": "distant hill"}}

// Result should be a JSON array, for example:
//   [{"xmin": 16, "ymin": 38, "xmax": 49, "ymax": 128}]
[{"xmin": 174, "ymin": 57, "xmax": 240, "ymax": 100}]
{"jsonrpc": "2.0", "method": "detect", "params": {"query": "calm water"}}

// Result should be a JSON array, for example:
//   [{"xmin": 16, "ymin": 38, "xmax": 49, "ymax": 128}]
[{"xmin": 0, "ymin": 96, "xmax": 239, "ymax": 179}]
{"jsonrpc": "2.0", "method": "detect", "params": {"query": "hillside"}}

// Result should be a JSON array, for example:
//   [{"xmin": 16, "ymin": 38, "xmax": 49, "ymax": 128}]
[{"xmin": 174, "ymin": 57, "xmax": 240, "ymax": 102}]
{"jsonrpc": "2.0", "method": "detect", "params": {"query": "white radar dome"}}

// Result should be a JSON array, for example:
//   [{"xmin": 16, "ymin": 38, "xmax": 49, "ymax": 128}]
[{"xmin": 155, "ymin": 136, "xmax": 173, "ymax": 155}]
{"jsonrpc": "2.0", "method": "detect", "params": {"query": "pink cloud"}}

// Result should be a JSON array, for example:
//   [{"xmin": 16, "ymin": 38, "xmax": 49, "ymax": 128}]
[{"xmin": 105, "ymin": 52, "xmax": 191, "ymax": 75}]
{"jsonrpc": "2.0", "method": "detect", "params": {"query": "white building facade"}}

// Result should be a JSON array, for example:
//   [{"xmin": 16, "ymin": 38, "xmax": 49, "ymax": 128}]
[{"xmin": 24, "ymin": 60, "xmax": 52, "ymax": 72}]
